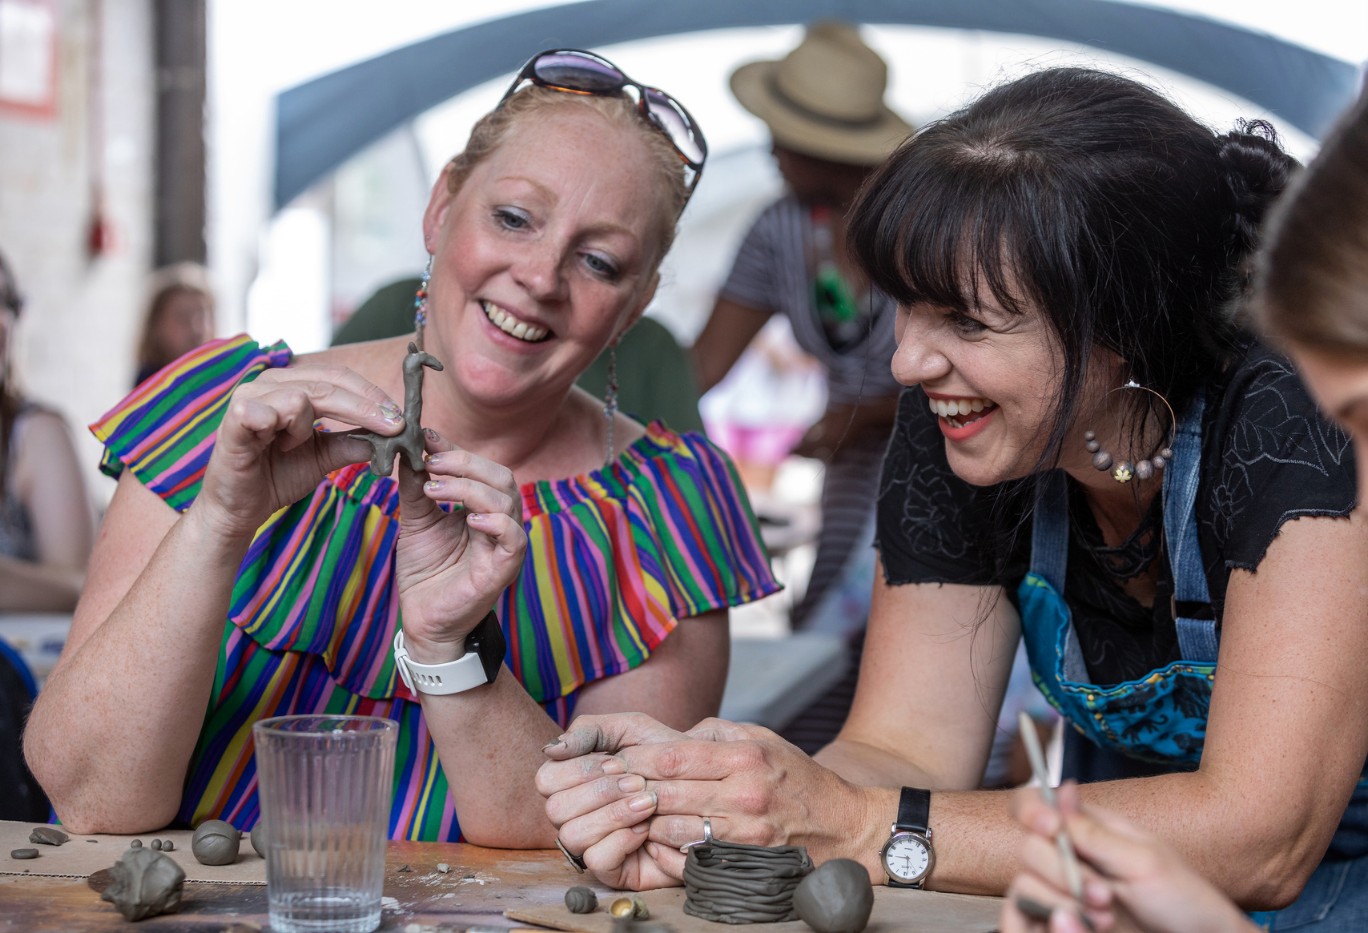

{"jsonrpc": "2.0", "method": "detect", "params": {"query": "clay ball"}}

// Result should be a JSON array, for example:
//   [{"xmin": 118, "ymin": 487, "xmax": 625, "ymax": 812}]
[
  {"xmin": 565, "ymin": 885, "xmax": 598, "ymax": 914},
  {"xmin": 793, "ymin": 858, "xmax": 874, "ymax": 933},
  {"xmin": 100, "ymin": 847, "xmax": 186, "ymax": 922},
  {"xmin": 191, "ymin": 819, "xmax": 242, "ymax": 866},
  {"xmin": 250, "ymin": 822, "xmax": 268, "ymax": 859}
]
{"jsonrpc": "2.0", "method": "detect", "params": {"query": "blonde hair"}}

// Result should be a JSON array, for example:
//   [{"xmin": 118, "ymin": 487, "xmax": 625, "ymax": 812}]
[{"xmin": 445, "ymin": 87, "xmax": 689, "ymax": 263}]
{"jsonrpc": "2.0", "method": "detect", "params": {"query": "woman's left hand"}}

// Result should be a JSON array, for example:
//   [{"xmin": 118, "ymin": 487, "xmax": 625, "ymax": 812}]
[{"xmin": 393, "ymin": 428, "xmax": 526, "ymax": 659}]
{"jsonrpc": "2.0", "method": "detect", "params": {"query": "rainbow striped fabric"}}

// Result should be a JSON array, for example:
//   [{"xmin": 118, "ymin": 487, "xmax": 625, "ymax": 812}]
[{"xmin": 91, "ymin": 335, "xmax": 781, "ymax": 841}]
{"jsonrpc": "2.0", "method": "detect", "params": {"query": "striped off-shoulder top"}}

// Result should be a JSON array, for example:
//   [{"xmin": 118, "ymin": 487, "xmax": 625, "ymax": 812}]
[{"xmin": 90, "ymin": 335, "xmax": 781, "ymax": 841}]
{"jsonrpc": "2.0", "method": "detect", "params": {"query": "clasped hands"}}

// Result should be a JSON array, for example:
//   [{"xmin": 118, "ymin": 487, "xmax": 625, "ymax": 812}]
[{"xmin": 536, "ymin": 712, "xmax": 872, "ymax": 892}]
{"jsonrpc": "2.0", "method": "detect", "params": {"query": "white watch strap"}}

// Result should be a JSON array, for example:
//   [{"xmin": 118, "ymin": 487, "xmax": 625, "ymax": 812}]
[{"xmin": 393, "ymin": 630, "xmax": 487, "ymax": 695}]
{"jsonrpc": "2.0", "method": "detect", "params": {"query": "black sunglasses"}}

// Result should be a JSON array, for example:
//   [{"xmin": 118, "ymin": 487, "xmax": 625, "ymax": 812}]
[{"xmin": 499, "ymin": 49, "xmax": 707, "ymax": 198}]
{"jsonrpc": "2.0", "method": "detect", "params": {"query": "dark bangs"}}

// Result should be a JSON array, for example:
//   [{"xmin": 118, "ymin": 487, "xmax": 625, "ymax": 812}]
[{"xmin": 850, "ymin": 132, "xmax": 1076, "ymax": 331}]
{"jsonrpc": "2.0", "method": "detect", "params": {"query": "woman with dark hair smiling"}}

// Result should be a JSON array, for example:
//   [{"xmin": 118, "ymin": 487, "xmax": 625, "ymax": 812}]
[{"xmin": 538, "ymin": 67, "xmax": 1368, "ymax": 928}]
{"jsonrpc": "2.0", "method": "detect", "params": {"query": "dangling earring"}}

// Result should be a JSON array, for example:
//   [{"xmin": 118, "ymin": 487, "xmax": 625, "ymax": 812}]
[
  {"xmin": 414, "ymin": 254, "xmax": 432, "ymax": 349},
  {"xmin": 603, "ymin": 341, "xmax": 619, "ymax": 467},
  {"xmin": 1083, "ymin": 379, "xmax": 1176, "ymax": 484}
]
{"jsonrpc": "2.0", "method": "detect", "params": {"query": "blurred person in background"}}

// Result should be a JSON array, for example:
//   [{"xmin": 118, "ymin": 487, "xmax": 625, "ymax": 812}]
[
  {"xmin": 691, "ymin": 21, "xmax": 911, "ymax": 631},
  {"xmin": 132, "ymin": 262, "xmax": 216, "ymax": 387},
  {"xmin": 0, "ymin": 247, "xmax": 95, "ymax": 822}
]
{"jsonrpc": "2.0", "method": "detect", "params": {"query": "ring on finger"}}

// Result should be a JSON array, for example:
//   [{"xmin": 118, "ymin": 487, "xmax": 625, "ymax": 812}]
[
  {"xmin": 555, "ymin": 837, "xmax": 587, "ymax": 873},
  {"xmin": 680, "ymin": 816, "xmax": 714, "ymax": 853}
]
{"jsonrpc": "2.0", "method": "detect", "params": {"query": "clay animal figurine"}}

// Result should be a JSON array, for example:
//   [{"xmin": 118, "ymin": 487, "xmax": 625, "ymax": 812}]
[
  {"xmin": 100, "ymin": 847, "xmax": 186, "ymax": 922},
  {"xmin": 792, "ymin": 858, "xmax": 874, "ymax": 933},
  {"xmin": 190, "ymin": 819, "xmax": 241, "ymax": 866},
  {"xmin": 351, "ymin": 342, "xmax": 444, "ymax": 476}
]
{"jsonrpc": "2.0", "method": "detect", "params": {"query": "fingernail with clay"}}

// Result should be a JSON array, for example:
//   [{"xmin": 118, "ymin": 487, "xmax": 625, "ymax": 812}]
[
  {"xmin": 381, "ymin": 403, "xmax": 403, "ymax": 424},
  {"xmin": 618, "ymin": 775, "xmax": 646, "ymax": 793},
  {"xmin": 424, "ymin": 480, "xmax": 441, "ymax": 491},
  {"xmin": 600, "ymin": 757, "xmax": 625, "ymax": 776},
  {"xmin": 426, "ymin": 453, "xmax": 442, "ymax": 467},
  {"xmin": 628, "ymin": 792, "xmax": 657, "ymax": 812},
  {"xmin": 541, "ymin": 739, "xmax": 565, "ymax": 753}
]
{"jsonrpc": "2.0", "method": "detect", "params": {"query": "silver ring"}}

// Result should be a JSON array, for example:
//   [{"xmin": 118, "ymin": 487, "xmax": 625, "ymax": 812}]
[
  {"xmin": 555, "ymin": 836, "xmax": 586, "ymax": 873},
  {"xmin": 680, "ymin": 816, "xmax": 714, "ymax": 853}
]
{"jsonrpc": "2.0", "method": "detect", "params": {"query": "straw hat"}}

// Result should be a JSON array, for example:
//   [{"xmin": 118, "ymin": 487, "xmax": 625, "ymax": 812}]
[{"xmin": 729, "ymin": 21, "xmax": 914, "ymax": 166}]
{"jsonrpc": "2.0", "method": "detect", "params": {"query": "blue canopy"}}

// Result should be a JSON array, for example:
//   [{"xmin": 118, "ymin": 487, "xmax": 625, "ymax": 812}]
[{"xmin": 274, "ymin": 0, "xmax": 1361, "ymax": 209}]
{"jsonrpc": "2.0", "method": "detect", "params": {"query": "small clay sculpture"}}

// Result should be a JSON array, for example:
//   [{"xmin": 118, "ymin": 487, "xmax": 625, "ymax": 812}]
[
  {"xmin": 250, "ymin": 822, "xmax": 267, "ymax": 859},
  {"xmin": 28, "ymin": 827, "xmax": 68, "ymax": 846},
  {"xmin": 150, "ymin": 839, "xmax": 163, "ymax": 851},
  {"xmin": 129, "ymin": 839, "xmax": 143, "ymax": 848},
  {"xmin": 609, "ymin": 895, "xmax": 649, "ymax": 919},
  {"xmin": 437, "ymin": 863, "xmax": 451, "ymax": 874},
  {"xmin": 161, "ymin": 840, "xmax": 174, "ymax": 852},
  {"xmin": 565, "ymin": 885, "xmax": 599, "ymax": 913},
  {"xmin": 351, "ymin": 342, "xmax": 444, "ymax": 476},
  {"xmin": 191, "ymin": 819, "xmax": 241, "ymax": 866},
  {"xmin": 792, "ymin": 859, "xmax": 874, "ymax": 933},
  {"xmin": 99, "ymin": 846, "xmax": 186, "ymax": 922},
  {"xmin": 10, "ymin": 848, "xmax": 38, "ymax": 859}
]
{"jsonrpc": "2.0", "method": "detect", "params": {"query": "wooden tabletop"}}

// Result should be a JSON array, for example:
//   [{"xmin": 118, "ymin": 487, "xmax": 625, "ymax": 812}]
[{"xmin": 0, "ymin": 839, "xmax": 1003, "ymax": 933}]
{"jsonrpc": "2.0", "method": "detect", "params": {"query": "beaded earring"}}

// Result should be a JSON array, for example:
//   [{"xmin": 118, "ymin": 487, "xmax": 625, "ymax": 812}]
[
  {"xmin": 413, "ymin": 254, "xmax": 432, "ymax": 349},
  {"xmin": 603, "ymin": 341, "xmax": 619, "ymax": 467},
  {"xmin": 1083, "ymin": 380, "xmax": 1176, "ymax": 484}
]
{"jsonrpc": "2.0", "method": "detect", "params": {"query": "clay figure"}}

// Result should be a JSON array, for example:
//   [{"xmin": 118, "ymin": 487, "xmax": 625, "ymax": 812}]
[
  {"xmin": 683, "ymin": 840, "xmax": 812, "ymax": 923},
  {"xmin": 99, "ymin": 846, "xmax": 185, "ymax": 922},
  {"xmin": 191, "ymin": 819, "xmax": 241, "ymax": 866},
  {"xmin": 792, "ymin": 858, "xmax": 874, "ymax": 933},
  {"xmin": 565, "ymin": 885, "xmax": 599, "ymax": 913},
  {"xmin": 28, "ymin": 826, "xmax": 68, "ymax": 846},
  {"xmin": 250, "ymin": 822, "xmax": 267, "ymax": 859},
  {"xmin": 351, "ymin": 342, "xmax": 443, "ymax": 476},
  {"xmin": 609, "ymin": 895, "xmax": 649, "ymax": 919}
]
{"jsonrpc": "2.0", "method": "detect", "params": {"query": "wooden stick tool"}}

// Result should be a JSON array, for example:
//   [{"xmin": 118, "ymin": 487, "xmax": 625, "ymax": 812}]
[{"xmin": 1017, "ymin": 710, "xmax": 1084, "ymax": 901}]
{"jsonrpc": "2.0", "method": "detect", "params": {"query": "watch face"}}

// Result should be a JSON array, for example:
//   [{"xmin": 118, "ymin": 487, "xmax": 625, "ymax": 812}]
[{"xmin": 882, "ymin": 831, "xmax": 932, "ymax": 883}]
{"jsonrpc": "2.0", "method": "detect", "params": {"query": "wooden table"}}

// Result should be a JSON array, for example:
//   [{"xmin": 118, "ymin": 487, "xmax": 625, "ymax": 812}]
[{"xmin": 0, "ymin": 840, "xmax": 1003, "ymax": 932}]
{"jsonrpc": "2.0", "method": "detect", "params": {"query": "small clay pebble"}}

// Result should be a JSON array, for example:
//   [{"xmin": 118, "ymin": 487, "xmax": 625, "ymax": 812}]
[
  {"xmin": 129, "ymin": 839, "xmax": 143, "ymax": 848},
  {"xmin": 151, "ymin": 839, "xmax": 164, "ymax": 851},
  {"xmin": 10, "ymin": 848, "xmax": 39, "ymax": 859},
  {"xmin": 609, "ymin": 895, "xmax": 648, "ymax": 919},
  {"xmin": 792, "ymin": 858, "xmax": 874, "ymax": 933},
  {"xmin": 191, "ymin": 819, "xmax": 242, "ymax": 866},
  {"xmin": 28, "ymin": 826, "xmax": 68, "ymax": 846},
  {"xmin": 437, "ymin": 863, "xmax": 451, "ymax": 874},
  {"xmin": 162, "ymin": 840, "xmax": 174, "ymax": 852},
  {"xmin": 565, "ymin": 885, "xmax": 598, "ymax": 914},
  {"xmin": 397, "ymin": 864, "xmax": 413, "ymax": 872}
]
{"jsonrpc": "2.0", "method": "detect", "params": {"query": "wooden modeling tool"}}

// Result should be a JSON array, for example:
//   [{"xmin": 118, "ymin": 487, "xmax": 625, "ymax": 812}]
[{"xmin": 1017, "ymin": 710, "xmax": 1084, "ymax": 901}]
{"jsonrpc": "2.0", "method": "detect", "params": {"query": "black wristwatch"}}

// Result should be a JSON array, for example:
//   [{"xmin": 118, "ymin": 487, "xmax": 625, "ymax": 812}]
[
  {"xmin": 880, "ymin": 787, "xmax": 935, "ymax": 888},
  {"xmin": 393, "ymin": 610, "xmax": 505, "ymax": 695}
]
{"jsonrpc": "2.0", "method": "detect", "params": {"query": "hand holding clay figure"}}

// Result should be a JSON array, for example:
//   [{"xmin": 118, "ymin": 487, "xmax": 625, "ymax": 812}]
[
  {"xmin": 539, "ymin": 712, "xmax": 875, "ymax": 889},
  {"xmin": 1001, "ymin": 783, "xmax": 1260, "ymax": 933},
  {"xmin": 195, "ymin": 362, "xmax": 409, "ymax": 541}
]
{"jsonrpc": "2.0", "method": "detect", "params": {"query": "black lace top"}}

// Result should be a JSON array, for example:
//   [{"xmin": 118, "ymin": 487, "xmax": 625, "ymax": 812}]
[{"xmin": 876, "ymin": 339, "xmax": 1356, "ymax": 685}]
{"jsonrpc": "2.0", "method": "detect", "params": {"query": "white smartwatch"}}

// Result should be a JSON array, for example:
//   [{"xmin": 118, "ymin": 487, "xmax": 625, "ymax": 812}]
[{"xmin": 393, "ymin": 611, "xmax": 505, "ymax": 695}]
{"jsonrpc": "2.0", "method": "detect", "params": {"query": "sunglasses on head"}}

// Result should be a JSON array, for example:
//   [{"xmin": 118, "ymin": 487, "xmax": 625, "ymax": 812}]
[{"xmin": 499, "ymin": 49, "xmax": 708, "ymax": 198}]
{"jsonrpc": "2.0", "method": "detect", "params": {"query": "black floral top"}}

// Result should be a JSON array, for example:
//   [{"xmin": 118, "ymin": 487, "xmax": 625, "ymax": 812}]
[{"xmin": 876, "ymin": 338, "xmax": 1356, "ymax": 685}]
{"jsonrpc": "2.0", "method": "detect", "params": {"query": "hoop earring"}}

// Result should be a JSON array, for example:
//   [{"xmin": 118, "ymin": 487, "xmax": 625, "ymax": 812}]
[
  {"xmin": 603, "ymin": 341, "xmax": 619, "ymax": 467},
  {"xmin": 414, "ymin": 254, "xmax": 432, "ymax": 349},
  {"xmin": 1083, "ymin": 379, "xmax": 1176, "ymax": 484}
]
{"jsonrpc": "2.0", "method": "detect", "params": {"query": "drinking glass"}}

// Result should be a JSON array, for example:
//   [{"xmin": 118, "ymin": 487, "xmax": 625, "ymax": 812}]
[{"xmin": 253, "ymin": 715, "xmax": 397, "ymax": 933}]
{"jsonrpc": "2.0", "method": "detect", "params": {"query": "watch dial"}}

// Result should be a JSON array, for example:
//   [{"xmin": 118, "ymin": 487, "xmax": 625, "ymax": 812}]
[{"xmin": 885, "ymin": 835, "xmax": 930, "ymax": 881}]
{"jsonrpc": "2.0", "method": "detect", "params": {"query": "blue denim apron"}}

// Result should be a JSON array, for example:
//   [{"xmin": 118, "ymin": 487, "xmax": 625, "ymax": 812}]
[{"xmin": 1016, "ymin": 391, "xmax": 1368, "ymax": 930}]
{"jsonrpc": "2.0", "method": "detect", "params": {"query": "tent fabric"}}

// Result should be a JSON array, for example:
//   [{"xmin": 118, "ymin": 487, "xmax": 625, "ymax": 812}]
[{"xmin": 274, "ymin": 0, "xmax": 1361, "ymax": 209}]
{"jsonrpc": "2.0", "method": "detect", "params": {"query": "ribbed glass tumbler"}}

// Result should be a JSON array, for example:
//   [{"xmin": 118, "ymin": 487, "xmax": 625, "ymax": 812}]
[{"xmin": 253, "ymin": 715, "xmax": 397, "ymax": 933}]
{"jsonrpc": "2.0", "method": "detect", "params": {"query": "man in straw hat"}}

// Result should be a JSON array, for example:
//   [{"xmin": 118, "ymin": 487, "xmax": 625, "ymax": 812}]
[{"xmin": 691, "ymin": 21, "xmax": 912, "ymax": 648}]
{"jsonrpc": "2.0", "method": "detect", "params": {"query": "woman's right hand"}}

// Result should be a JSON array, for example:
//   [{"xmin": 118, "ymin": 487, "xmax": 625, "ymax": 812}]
[{"xmin": 194, "ymin": 363, "xmax": 403, "ymax": 540}]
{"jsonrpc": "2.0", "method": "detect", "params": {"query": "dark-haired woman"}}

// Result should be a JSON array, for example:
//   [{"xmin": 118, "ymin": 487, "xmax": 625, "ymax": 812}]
[{"xmin": 538, "ymin": 67, "xmax": 1368, "ymax": 927}]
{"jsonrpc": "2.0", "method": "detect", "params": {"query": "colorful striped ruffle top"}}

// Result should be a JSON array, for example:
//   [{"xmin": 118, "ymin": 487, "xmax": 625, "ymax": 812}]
[{"xmin": 91, "ymin": 335, "xmax": 781, "ymax": 842}]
